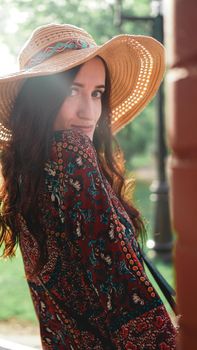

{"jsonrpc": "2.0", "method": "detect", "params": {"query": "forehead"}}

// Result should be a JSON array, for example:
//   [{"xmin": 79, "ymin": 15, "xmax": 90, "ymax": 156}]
[{"xmin": 74, "ymin": 57, "xmax": 106, "ymax": 84}]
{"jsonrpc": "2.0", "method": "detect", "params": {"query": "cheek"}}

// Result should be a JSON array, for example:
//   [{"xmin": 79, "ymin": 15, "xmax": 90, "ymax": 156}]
[
  {"xmin": 55, "ymin": 100, "xmax": 73, "ymax": 129},
  {"xmin": 95, "ymin": 102, "xmax": 102, "ymax": 123}
]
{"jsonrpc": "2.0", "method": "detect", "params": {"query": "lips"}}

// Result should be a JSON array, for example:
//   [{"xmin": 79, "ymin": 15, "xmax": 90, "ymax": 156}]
[
  {"xmin": 71, "ymin": 124, "xmax": 93, "ymax": 131},
  {"xmin": 71, "ymin": 124, "xmax": 93, "ymax": 128}
]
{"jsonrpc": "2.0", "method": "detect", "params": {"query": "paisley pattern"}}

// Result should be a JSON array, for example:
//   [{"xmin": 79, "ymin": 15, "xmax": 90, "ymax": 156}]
[{"xmin": 18, "ymin": 129, "xmax": 177, "ymax": 349}]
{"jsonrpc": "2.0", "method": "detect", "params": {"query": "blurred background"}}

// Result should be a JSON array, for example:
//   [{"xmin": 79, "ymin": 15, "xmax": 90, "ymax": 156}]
[{"xmin": 0, "ymin": 0, "xmax": 176, "ymax": 348}]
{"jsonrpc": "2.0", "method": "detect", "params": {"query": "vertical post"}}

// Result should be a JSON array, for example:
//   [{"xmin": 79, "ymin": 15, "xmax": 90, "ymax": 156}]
[
  {"xmin": 166, "ymin": 0, "xmax": 197, "ymax": 348},
  {"xmin": 150, "ymin": 8, "xmax": 173, "ymax": 260}
]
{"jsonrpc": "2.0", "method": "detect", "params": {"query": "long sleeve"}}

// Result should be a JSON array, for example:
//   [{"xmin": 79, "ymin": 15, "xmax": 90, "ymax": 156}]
[{"xmin": 19, "ymin": 129, "xmax": 177, "ymax": 350}]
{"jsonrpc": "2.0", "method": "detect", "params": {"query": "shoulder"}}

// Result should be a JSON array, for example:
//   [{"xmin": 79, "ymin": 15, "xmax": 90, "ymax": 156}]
[
  {"xmin": 51, "ymin": 129, "xmax": 98, "ymax": 167},
  {"xmin": 44, "ymin": 130, "xmax": 104, "ymax": 214}
]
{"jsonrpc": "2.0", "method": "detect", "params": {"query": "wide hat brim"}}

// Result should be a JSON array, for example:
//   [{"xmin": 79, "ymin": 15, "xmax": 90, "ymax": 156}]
[{"xmin": 0, "ymin": 34, "xmax": 165, "ymax": 140}]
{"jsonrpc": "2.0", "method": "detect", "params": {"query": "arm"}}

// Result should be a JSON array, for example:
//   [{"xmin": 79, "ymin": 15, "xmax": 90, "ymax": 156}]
[{"xmin": 43, "ymin": 129, "xmax": 176, "ymax": 348}]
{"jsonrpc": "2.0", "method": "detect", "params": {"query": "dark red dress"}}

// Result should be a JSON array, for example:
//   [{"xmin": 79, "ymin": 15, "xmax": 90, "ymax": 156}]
[{"xmin": 18, "ymin": 129, "xmax": 177, "ymax": 349}]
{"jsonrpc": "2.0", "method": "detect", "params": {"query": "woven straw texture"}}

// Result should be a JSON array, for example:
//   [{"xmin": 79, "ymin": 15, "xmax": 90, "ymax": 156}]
[{"xmin": 0, "ymin": 23, "xmax": 165, "ymax": 141}]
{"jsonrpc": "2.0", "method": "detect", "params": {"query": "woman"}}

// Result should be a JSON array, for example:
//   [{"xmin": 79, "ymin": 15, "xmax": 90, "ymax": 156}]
[{"xmin": 0, "ymin": 23, "xmax": 177, "ymax": 349}]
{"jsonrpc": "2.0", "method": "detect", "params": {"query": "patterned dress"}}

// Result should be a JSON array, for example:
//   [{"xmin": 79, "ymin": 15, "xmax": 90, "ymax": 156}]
[{"xmin": 18, "ymin": 129, "xmax": 177, "ymax": 349}]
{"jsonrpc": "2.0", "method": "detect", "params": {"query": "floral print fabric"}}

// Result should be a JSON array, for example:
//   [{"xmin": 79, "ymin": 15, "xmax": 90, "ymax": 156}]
[{"xmin": 19, "ymin": 129, "xmax": 177, "ymax": 349}]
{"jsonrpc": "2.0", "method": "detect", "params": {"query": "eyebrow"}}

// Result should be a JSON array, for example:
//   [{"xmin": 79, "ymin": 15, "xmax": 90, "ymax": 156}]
[{"xmin": 72, "ymin": 82, "xmax": 105, "ymax": 89}]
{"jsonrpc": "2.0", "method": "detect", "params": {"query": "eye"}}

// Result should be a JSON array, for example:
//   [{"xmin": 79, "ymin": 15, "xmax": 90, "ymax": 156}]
[{"xmin": 92, "ymin": 90, "xmax": 104, "ymax": 99}]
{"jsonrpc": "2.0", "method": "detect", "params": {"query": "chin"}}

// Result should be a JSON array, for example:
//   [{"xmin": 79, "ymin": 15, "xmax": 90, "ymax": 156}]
[
  {"xmin": 77, "ymin": 129, "xmax": 94, "ymax": 141},
  {"xmin": 85, "ymin": 131, "xmax": 93, "ymax": 141}
]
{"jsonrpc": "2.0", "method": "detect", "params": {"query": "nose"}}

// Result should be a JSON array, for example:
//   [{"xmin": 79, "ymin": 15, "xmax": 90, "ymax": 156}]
[{"xmin": 76, "ymin": 95, "xmax": 94, "ymax": 122}]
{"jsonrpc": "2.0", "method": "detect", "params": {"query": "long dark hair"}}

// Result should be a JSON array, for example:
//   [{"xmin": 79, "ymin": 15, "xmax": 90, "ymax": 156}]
[{"xmin": 0, "ymin": 58, "xmax": 145, "ymax": 274}]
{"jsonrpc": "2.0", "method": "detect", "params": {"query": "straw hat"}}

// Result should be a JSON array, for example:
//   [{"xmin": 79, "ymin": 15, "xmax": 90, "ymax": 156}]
[{"xmin": 0, "ymin": 23, "xmax": 165, "ymax": 142}]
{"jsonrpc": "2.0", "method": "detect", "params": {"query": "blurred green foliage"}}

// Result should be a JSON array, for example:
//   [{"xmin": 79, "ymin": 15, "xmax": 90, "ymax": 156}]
[{"xmin": 0, "ymin": 0, "xmax": 152, "ymax": 54}]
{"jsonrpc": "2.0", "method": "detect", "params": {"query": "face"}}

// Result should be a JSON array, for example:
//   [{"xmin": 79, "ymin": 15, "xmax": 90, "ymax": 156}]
[{"xmin": 54, "ymin": 57, "xmax": 106, "ymax": 140}]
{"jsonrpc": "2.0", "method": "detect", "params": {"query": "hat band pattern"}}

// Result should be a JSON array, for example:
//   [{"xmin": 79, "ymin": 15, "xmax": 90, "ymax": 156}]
[{"xmin": 25, "ymin": 39, "xmax": 96, "ymax": 69}]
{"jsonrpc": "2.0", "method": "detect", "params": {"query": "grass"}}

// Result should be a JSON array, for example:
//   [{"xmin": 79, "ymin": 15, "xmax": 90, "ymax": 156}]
[
  {"xmin": 0, "ymin": 179, "xmax": 175, "ymax": 322},
  {"xmin": 0, "ymin": 251, "xmax": 37, "ymax": 322}
]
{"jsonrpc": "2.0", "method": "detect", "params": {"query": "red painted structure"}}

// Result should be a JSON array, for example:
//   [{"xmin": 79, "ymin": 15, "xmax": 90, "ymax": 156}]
[{"xmin": 165, "ymin": 0, "xmax": 197, "ymax": 349}]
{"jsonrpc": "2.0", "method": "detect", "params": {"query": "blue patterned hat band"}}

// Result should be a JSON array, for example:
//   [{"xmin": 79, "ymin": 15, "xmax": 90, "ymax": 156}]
[{"xmin": 25, "ymin": 39, "xmax": 96, "ymax": 69}]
